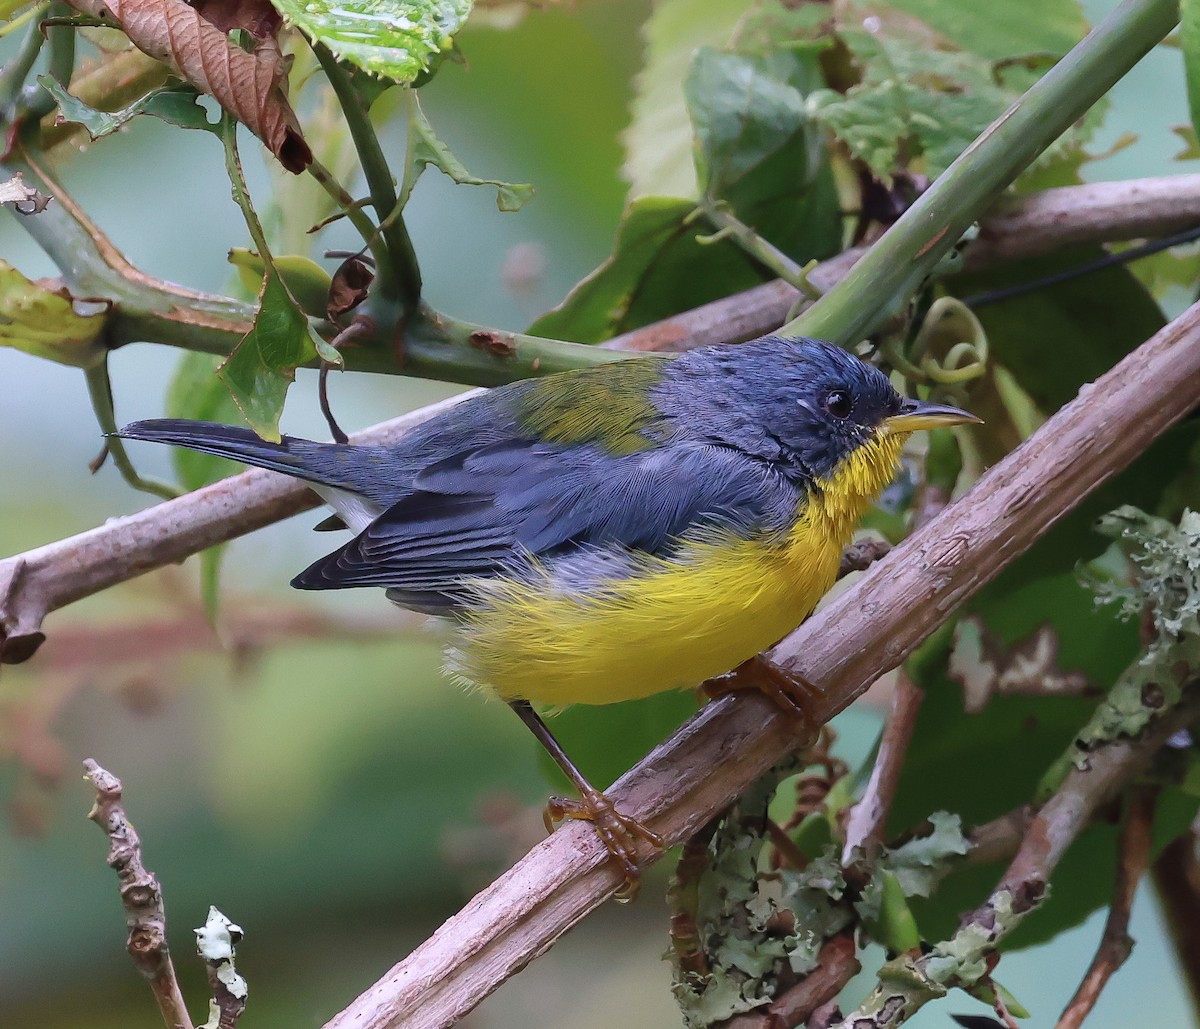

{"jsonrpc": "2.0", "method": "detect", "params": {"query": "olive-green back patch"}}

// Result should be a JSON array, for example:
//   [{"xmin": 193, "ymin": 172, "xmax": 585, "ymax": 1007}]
[{"xmin": 515, "ymin": 357, "xmax": 667, "ymax": 455}]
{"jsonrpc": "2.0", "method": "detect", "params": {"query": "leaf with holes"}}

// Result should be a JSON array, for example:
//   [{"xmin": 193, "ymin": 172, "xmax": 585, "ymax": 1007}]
[{"xmin": 400, "ymin": 98, "xmax": 533, "ymax": 211}]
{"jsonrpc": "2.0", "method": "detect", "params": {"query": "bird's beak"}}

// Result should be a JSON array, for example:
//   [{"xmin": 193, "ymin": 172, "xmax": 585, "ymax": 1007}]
[{"xmin": 884, "ymin": 398, "xmax": 983, "ymax": 433}]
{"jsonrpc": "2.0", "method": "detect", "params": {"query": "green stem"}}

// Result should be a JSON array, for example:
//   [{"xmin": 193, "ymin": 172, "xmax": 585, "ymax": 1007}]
[
  {"xmin": 84, "ymin": 360, "xmax": 180, "ymax": 500},
  {"xmin": 21, "ymin": 1, "xmax": 74, "ymax": 121},
  {"xmin": 697, "ymin": 203, "xmax": 816, "ymax": 296},
  {"xmin": 220, "ymin": 115, "xmax": 274, "ymax": 261},
  {"xmin": 784, "ymin": 0, "xmax": 1180, "ymax": 345},
  {"xmin": 305, "ymin": 156, "xmax": 389, "ymax": 268},
  {"xmin": 314, "ymin": 44, "xmax": 421, "ymax": 308},
  {"xmin": 0, "ymin": 12, "xmax": 46, "ymax": 110}
]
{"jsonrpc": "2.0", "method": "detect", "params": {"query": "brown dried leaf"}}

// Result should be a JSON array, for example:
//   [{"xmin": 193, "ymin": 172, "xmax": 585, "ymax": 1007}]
[
  {"xmin": 63, "ymin": 0, "xmax": 311, "ymax": 171},
  {"xmin": 327, "ymin": 254, "xmax": 373, "ymax": 320}
]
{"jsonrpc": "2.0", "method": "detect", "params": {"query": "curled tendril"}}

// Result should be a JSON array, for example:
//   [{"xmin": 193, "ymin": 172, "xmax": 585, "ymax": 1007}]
[{"xmin": 895, "ymin": 296, "xmax": 989, "ymax": 390}]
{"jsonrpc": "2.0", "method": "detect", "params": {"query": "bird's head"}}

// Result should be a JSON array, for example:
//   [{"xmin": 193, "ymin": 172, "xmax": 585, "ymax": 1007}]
[{"xmin": 723, "ymin": 337, "xmax": 981, "ymax": 486}]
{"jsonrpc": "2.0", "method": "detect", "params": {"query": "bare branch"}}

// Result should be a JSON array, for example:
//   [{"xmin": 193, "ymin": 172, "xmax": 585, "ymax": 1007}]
[
  {"xmin": 83, "ymin": 760, "xmax": 194, "ymax": 1029},
  {"xmin": 195, "ymin": 908, "xmax": 248, "ymax": 1029},
  {"xmin": 841, "ymin": 672, "xmax": 924, "ymax": 864},
  {"xmin": 1152, "ymin": 826, "xmax": 1200, "ymax": 1013},
  {"xmin": 311, "ymin": 300, "xmax": 1200, "ymax": 1028},
  {"xmin": 1055, "ymin": 786, "xmax": 1157, "ymax": 1029}
]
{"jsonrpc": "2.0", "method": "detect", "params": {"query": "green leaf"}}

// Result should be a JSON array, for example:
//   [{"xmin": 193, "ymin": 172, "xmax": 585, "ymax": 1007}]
[
  {"xmin": 0, "ymin": 260, "xmax": 107, "ymax": 367},
  {"xmin": 401, "ymin": 99, "xmax": 534, "ymax": 212},
  {"xmin": 37, "ymin": 76, "xmax": 219, "ymax": 138},
  {"xmin": 274, "ymin": 0, "xmax": 472, "ymax": 82},
  {"xmin": 686, "ymin": 47, "xmax": 818, "ymax": 203},
  {"xmin": 166, "ymin": 351, "xmax": 245, "ymax": 490},
  {"xmin": 1183, "ymin": 0, "xmax": 1200, "ymax": 147},
  {"xmin": 228, "ymin": 248, "xmax": 333, "ymax": 319},
  {"xmin": 217, "ymin": 269, "xmax": 319, "ymax": 440},
  {"xmin": 886, "ymin": 0, "xmax": 1087, "ymax": 61},
  {"xmin": 622, "ymin": 0, "xmax": 751, "ymax": 199},
  {"xmin": 528, "ymin": 196, "xmax": 755, "ymax": 342},
  {"xmin": 809, "ymin": 27, "xmax": 1012, "ymax": 183}
]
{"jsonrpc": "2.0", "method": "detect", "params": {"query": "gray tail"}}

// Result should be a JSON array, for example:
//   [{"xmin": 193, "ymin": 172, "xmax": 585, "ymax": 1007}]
[{"xmin": 115, "ymin": 419, "xmax": 364, "ymax": 492}]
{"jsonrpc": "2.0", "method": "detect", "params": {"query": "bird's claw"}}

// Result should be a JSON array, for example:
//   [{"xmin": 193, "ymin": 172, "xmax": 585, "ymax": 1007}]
[
  {"xmin": 544, "ymin": 790, "xmax": 663, "ymax": 901},
  {"xmin": 705, "ymin": 655, "xmax": 823, "ymax": 727}
]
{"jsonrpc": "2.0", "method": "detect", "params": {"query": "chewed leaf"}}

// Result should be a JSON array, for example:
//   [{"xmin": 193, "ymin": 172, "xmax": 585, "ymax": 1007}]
[
  {"xmin": 809, "ymin": 27, "xmax": 1011, "ymax": 183},
  {"xmin": 272, "ymin": 0, "xmax": 473, "ymax": 82},
  {"xmin": 0, "ymin": 261, "xmax": 107, "ymax": 367},
  {"xmin": 39, "ymin": 75, "xmax": 219, "ymax": 139},
  {"xmin": 399, "ymin": 97, "xmax": 532, "ymax": 210},
  {"xmin": 217, "ymin": 268, "xmax": 318, "ymax": 439},
  {"xmin": 62, "ymin": 0, "xmax": 310, "ymax": 171}
]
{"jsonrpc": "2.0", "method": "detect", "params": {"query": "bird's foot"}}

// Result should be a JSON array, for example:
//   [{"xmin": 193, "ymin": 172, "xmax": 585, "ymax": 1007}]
[
  {"xmin": 544, "ymin": 789, "xmax": 664, "ymax": 902},
  {"xmin": 705, "ymin": 655, "xmax": 823, "ymax": 726}
]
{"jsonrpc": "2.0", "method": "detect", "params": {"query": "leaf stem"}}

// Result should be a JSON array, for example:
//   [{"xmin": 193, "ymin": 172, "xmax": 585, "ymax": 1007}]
[
  {"xmin": 20, "ymin": 0, "xmax": 74, "ymax": 121},
  {"xmin": 220, "ymin": 115, "xmax": 274, "ymax": 262},
  {"xmin": 304, "ymin": 155, "xmax": 389, "ymax": 268},
  {"xmin": 314, "ymin": 44, "xmax": 421, "ymax": 308},
  {"xmin": 785, "ymin": 0, "xmax": 1180, "ymax": 344},
  {"xmin": 84, "ymin": 360, "xmax": 180, "ymax": 500},
  {"xmin": 697, "ymin": 202, "xmax": 820, "ymax": 298},
  {"xmin": 0, "ymin": 11, "xmax": 46, "ymax": 110}
]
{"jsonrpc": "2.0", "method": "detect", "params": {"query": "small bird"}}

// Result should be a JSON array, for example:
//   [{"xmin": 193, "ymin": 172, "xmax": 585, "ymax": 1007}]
[{"xmin": 118, "ymin": 336, "xmax": 979, "ymax": 893}]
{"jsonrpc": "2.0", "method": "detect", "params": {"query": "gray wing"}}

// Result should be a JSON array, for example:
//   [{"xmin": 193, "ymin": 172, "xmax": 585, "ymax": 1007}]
[{"xmin": 291, "ymin": 439, "xmax": 802, "ymax": 611}]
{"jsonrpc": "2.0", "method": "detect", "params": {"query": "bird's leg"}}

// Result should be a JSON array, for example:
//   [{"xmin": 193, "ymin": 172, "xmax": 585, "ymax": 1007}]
[
  {"xmin": 704, "ymin": 654, "xmax": 823, "ymax": 727},
  {"xmin": 508, "ymin": 699, "xmax": 663, "ymax": 901}
]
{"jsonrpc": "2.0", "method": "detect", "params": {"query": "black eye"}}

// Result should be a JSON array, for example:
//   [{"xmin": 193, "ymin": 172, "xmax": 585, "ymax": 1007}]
[{"xmin": 824, "ymin": 389, "xmax": 852, "ymax": 419}]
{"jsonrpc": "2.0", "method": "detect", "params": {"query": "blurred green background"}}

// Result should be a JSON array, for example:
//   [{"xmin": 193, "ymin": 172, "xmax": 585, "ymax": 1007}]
[{"xmin": 0, "ymin": 1, "xmax": 1196, "ymax": 1026}]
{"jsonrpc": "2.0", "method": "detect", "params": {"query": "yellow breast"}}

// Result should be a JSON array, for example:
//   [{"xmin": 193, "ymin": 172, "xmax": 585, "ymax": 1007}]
[{"xmin": 447, "ymin": 431, "xmax": 907, "ymax": 706}]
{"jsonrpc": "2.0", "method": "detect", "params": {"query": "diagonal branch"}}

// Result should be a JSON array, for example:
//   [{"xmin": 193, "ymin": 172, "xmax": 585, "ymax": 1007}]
[{"xmin": 310, "ymin": 298, "xmax": 1200, "ymax": 1029}]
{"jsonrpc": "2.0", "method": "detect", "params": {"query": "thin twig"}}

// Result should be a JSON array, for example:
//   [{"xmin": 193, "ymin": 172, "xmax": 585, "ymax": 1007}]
[
  {"xmin": 83, "ymin": 760, "xmax": 194, "ymax": 1029},
  {"xmin": 1151, "ymin": 827, "xmax": 1200, "ymax": 1014},
  {"xmin": 841, "ymin": 672, "xmax": 924, "ymax": 865},
  {"xmin": 1055, "ymin": 786, "xmax": 1157, "ymax": 1029},
  {"xmin": 313, "ymin": 297, "xmax": 1200, "ymax": 1029}
]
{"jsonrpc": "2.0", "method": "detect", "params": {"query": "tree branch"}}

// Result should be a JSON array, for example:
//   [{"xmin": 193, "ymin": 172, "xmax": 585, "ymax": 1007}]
[
  {"xmin": 84, "ymin": 759, "xmax": 194, "ymax": 1029},
  {"xmin": 1055, "ymin": 786, "xmax": 1157, "ymax": 1029},
  {"xmin": 307, "ymin": 296, "xmax": 1200, "ymax": 1028}
]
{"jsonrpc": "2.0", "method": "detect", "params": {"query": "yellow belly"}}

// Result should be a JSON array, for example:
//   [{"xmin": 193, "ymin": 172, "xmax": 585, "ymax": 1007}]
[
  {"xmin": 446, "ymin": 430, "xmax": 906, "ymax": 706},
  {"xmin": 447, "ymin": 515, "xmax": 843, "ymax": 706}
]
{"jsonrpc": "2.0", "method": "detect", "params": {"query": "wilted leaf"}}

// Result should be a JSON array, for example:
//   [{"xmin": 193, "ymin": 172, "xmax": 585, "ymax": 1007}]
[
  {"xmin": 327, "ymin": 254, "xmax": 374, "ymax": 319},
  {"xmin": 217, "ymin": 268, "xmax": 319, "ymax": 439},
  {"xmin": 271, "ymin": 0, "xmax": 472, "ymax": 82},
  {"xmin": 400, "ymin": 98, "xmax": 533, "ymax": 211},
  {"xmin": 39, "ymin": 74, "xmax": 218, "ymax": 138},
  {"xmin": 809, "ymin": 26, "xmax": 1011, "ymax": 183},
  {"xmin": 622, "ymin": 0, "xmax": 746, "ymax": 199},
  {"xmin": 0, "ymin": 261, "xmax": 107, "ymax": 367},
  {"xmin": 63, "ymin": 0, "xmax": 311, "ymax": 171}
]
